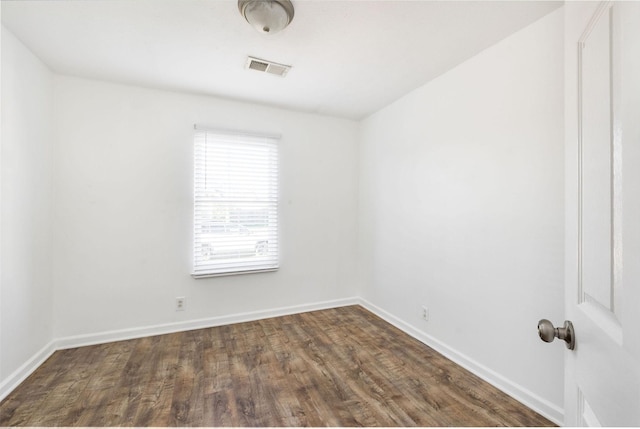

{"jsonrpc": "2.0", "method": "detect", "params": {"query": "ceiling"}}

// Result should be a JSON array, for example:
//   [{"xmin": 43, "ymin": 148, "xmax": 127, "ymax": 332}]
[{"xmin": 1, "ymin": 0, "xmax": 561, "ymax": 120}]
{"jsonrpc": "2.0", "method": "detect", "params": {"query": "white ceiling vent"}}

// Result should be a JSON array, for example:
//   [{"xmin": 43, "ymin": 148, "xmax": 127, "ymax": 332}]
[{"xmin": 246, "ymin": 56, "xmax": 291, "ymax": 77}]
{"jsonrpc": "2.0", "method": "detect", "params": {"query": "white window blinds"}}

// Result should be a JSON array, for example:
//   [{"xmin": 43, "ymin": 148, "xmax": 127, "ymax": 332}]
[{"xmin": 193, "ymin": 128, "xmax": 279, "ymax": 277}]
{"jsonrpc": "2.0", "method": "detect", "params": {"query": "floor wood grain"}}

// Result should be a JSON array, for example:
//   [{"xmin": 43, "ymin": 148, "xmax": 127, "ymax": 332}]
[{"xmin": 0, "ymin": 305, "xmax": 555, "ymax": 426}]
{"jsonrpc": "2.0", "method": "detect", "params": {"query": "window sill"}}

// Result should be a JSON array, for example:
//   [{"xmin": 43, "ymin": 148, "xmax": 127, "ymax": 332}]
[{"xmin": 191, "ymin": 267, "xmax": 279, "ymax": 279}]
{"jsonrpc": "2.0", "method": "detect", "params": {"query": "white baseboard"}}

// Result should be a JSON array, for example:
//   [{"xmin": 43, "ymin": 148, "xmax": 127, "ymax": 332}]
[
  {"xmin": 0, "ymin": 340, "xmax": 57, "ymax": 403},
  {"xmin": 358, "ymin": 298, "xmax": 564, "ymax": 426},
  {"xmin": 55, "ymin": 297, "xmax": 360, "ymax": 350}
]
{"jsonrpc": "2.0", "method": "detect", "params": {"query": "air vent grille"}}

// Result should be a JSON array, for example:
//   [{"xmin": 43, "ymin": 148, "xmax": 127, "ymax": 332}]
[
  {"xmin": 248, "ymin": 59, "xmax": 269, "ymax": 72},
  {"xmin": 246, "ymin": 56, "xmax": 291, "ymax": 77}
]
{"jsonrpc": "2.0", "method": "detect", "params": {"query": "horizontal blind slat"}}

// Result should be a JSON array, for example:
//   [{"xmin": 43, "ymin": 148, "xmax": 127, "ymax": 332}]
[{"xmin": 193, "ymin": 130, "xmax": 279, "ymax": 276}]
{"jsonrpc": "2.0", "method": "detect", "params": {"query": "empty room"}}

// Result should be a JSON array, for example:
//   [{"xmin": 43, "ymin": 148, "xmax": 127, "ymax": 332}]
[{"xmin": 1, "ymin": 0, "xmax": 639, "ymax": 426}]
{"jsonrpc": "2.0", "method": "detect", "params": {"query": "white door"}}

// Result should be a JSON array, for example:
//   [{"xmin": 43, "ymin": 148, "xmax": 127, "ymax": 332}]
[{"xmin": 563, "ymin": 1, "xmax": 640, "ymax": 426}]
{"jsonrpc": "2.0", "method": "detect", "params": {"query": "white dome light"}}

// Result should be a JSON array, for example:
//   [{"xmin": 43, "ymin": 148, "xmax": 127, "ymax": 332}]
[{"xmin": 238, "ymin": 0, "xmax": 294, "ymax": 35}]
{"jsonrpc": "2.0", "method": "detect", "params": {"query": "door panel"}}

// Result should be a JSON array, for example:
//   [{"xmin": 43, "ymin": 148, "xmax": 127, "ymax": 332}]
[
  {"xmin": 565, "ymin": 1, "xmax": 640, "ymax": 426},
  {"xmin": 579, "ymin": 1, "xmax": 614, "ymax": 312}
]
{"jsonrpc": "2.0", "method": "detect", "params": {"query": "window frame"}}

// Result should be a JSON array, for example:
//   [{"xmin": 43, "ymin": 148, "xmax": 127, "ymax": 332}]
[{"xmin": 191, "ymin": 126, "xmax": 280, "ymax": 278}]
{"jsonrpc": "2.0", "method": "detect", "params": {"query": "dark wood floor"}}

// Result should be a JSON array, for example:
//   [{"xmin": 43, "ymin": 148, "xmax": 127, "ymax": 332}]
[{"xmin": 0, "ymin": 305, "xmax": 554, "ymax": 427}]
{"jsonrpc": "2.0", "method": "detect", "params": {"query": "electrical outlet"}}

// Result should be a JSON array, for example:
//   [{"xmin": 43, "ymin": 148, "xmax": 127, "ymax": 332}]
[
  {"xmin": 176, "ymin": 297, "xmax": 186, "ymax": 311},
  {"xmin": 422, "ymin": 306, "xmax": 429, "ymax": 321}
]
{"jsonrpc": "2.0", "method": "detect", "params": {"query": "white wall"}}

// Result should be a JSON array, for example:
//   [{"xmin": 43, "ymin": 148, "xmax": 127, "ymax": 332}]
[
  {"xmin": 1, "ymin": 26, "xmax": 54, "ymax": 385},
  {"xmin": 52, "ymin": 76, "xmax": 360, "ymax": 339},
  {"xmin": 358, "ymin": 8, "xmax": 565, "ymax": 420}
]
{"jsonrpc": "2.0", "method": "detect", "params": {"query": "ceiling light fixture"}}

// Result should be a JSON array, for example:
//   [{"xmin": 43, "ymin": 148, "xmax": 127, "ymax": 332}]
[{"xmin": 238, "ymin": 0, "xmax": 294, "ymax": 35}]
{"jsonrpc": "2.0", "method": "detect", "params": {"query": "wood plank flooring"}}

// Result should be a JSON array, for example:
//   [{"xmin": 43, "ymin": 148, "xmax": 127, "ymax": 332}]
[{"xmin": 0, "ymin": 305, "xmax": 555, "ymax": 426}]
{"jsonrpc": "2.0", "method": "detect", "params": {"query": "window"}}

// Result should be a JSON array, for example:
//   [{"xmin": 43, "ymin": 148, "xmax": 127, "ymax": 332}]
[{"xmin": 192, "ymin": 128, "xmax": 279, "ymax": 277}]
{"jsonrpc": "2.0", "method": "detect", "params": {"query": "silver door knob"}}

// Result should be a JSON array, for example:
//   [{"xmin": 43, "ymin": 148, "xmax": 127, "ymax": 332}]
[{"xmin": 538, "ymin": 319, "xmax": 575, "ymax": 350}]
